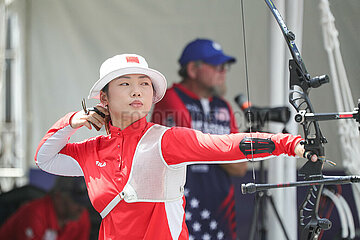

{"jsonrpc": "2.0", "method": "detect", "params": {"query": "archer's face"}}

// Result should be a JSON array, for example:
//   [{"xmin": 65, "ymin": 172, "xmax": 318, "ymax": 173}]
[{"xmin": 101, "ymin": 74, "xmax": 154, "ymax": 125}]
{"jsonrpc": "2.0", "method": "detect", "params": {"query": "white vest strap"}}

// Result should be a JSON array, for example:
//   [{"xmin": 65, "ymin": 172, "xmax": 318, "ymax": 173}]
[{"xmin": 100, "ymin": 192, "xmax": 125, "ymax": 219}]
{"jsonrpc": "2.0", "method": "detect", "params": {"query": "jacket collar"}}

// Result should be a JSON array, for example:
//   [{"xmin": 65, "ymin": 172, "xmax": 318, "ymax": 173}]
[{"xmin": 109, "ymin": 117, "xmax": 149, "ymax": 136}]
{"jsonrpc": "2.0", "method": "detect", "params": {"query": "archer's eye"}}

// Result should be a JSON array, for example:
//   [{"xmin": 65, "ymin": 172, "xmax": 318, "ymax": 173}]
[
  {"xmin": 119, "ymin": 82, "xmax": 129, "ymax": 86},
  {"xmin": 141, "ymin": 81, "xmax": 151, "ymax": 86}
]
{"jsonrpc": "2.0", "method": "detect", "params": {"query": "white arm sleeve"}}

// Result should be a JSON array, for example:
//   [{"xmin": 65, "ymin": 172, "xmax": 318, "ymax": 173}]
[{"xmin": 36, "ymin": 125, "xmax": 84, "ymax": 176}]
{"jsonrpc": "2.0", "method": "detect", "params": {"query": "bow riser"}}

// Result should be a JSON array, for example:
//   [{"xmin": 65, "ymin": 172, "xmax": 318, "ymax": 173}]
[{"xmin": 265, "ymin": 1, "xmax": 329, "ymax": 238}]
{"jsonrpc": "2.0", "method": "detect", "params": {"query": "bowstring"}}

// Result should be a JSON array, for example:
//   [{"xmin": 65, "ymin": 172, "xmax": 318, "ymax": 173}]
[{"xmin": 240, "ymin": 0, "xmax": 256, "ymax": 183}]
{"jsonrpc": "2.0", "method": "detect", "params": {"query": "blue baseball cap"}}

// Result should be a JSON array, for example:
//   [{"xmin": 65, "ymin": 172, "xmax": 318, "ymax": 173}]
[{"xmin": 179, "ymin": 38, "xmax": 236, "ymax": 66}]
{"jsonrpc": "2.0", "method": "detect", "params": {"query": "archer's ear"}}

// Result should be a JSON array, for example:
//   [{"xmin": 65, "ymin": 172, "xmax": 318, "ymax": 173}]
[{"xmin": 100, "ymin": 91, "xmax": 108, "ymax": 105}]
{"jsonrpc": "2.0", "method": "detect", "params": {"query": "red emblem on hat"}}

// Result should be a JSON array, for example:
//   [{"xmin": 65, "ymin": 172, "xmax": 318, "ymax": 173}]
[{"xmin": 126, "ymin": 56, "xmax": 140, "ymax": 63}]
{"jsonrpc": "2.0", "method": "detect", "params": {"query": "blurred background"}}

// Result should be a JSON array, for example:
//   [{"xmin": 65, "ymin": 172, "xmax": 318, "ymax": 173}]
[{"xmin": 0, "ymin": 0, "xmax": 359, "ymax": 239}]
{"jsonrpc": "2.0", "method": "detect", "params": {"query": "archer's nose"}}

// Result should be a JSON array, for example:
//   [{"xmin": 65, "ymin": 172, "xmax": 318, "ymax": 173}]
[{"xmin": 131, "ymin": 88, "xmax": 142, "ymax": 97}]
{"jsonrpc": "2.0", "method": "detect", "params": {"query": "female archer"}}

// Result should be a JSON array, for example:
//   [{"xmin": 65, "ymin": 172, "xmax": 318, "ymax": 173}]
[{"xmin": 35, "ymin": 53, "xmax": 315, "ymax": 240}]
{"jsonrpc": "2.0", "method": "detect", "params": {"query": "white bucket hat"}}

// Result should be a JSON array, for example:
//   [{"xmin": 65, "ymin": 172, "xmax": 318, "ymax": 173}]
[{"xmin": 88, "ymin": 54, "xmax": 167, "ymax": 103}]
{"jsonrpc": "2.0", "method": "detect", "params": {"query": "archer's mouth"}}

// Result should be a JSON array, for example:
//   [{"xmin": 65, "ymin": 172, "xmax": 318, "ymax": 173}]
[{"xmin": 130, "ymin": 100, "xmax": 143, "ymax": 108}]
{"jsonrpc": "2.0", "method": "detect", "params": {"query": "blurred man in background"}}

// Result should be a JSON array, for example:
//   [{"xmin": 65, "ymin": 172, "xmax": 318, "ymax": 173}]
[{"xmin": 152, "ymin": 38, "xmax": 247, "ymax": 240}]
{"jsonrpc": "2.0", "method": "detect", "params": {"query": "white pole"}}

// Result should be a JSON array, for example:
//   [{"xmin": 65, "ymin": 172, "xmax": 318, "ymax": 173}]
[
  {"xmin": 284, "ymin": 1, "xmax": 304, "ymax": 240},
  {"xmin": 267, "ymin": 0, "xmax": 286, "ymax": 239},
  {"xmin": 267, "ymin": 1, "xmax": 304, "ymax": 239},
  {"xmin": 0, "ymin": 0, "xmax": 6, "ymax": 111}
]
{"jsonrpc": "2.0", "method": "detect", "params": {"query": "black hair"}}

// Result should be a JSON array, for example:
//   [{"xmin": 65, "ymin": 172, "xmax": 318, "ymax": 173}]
[
  {"xmin": 178, "ymin": 65, "xmax": 188, "ymax": 78},
  {"xmin": 101, "ymin": 83, "xmax": 109, "ymax": 94},
  {"xmin": 178, "ymin": 61, "xmax": 202, "ymax": 79}
]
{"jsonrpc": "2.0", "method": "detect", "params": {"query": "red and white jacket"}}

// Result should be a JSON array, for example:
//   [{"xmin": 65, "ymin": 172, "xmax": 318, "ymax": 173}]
[{"xmin": 35, "ymin": 112, "xmax": 302, "ymax": 240}]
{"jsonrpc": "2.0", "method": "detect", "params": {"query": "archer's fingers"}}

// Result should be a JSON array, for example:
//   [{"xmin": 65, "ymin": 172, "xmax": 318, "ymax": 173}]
[
  {"xmin": 89, "ymin": 111, "xmax": 106, "ymax": 124},
  {"xmin": 86, "ymin": 114, "xmax": 104, "ymax": 129},
  {"xmin": 304, "ymin": 152, "xmax": 318, "ymax": 162},
  {"xmin": 83, "ymin": 120, "xmax": 92, "ymax": 130},
  {"xmin": 294, "ymin": 143, "xmax": 305, "ymax": 158},
  {"xmin": 75, "ymin": 117, "xmax": 93, "ymax": 130},
  {"xmin": 94, "ymin": 105, "xmax": 109, "ymax": 116},
  {"xmin": 71, "ymin": 111, "xmax": 92, "ymax": 129},
  {"xmin": 294, "ymin": 142, "xmax": 318, "ymax": 162}
]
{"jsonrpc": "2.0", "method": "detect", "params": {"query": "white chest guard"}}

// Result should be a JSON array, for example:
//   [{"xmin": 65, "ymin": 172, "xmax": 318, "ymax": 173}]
[{"xmin": 100, "ymin": 124, "xmax": 186, "ymax": 218}]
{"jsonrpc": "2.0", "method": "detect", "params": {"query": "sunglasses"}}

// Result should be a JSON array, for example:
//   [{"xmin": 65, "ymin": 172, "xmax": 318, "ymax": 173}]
[{"xmin": 197, "ymin": 61, "xmax": 231, "ymax": 72}]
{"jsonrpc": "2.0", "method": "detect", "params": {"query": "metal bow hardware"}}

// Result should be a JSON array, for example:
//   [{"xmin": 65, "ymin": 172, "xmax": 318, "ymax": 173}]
[{"xmin": 241, "ymin": 1, "xmax": 360, "ymax": 239}]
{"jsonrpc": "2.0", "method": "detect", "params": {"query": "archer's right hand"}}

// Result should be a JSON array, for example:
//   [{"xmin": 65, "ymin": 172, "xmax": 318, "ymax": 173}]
[
  {"xmin": 294, "ymin": 142, "xmax": 318, "ymax": 162},
  {"xmin": 70, "ymin": 105, "xmax": 109, "ymax": 130}
]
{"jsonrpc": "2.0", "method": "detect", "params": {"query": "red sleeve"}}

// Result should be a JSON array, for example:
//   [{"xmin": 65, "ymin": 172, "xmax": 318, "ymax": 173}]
[
  {"xmin": 161, "ymin": 127, "xmax": 303, "ymax": 166},
  {"xmin": 35, "ymin": 112, "xmax": 84, "ymax": 176},
  {"xmin": 152, "ymin": 87, "xmax": 191, "ymax": 128}
]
